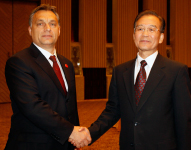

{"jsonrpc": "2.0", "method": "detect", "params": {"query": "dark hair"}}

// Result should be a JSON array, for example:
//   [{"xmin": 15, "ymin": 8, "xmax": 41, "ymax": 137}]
[
  {"xmin": 134, "ymin": 10, "xmax": 165, "ymax": 33},
  {"xmin": 29, "ymin": 4, "xmax": 60, "ymax": 27}
]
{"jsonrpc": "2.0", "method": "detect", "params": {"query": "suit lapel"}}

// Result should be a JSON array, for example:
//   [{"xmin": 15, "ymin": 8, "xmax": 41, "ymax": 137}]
[
  {"xmin": 136, "ymin": 54, "xmax": 165, "ymax": 112},
  {"xmin": 123, "ymin": 59, "xmax": 137, "ymax": 113},
  {"xmin": 57, "ymin": 54, "xmax": 70, "ymax": 99},
  {"xmin": 29, "ymin": 44, "xmax": 67, "ymax": 97}
]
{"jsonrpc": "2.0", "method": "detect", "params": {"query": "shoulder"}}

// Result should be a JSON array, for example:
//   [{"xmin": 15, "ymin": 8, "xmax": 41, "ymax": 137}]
[
  {"xmin": 156, "ymin": 55, "xmax": 189, "ymax": 79},
  {"xmin": 8, "ymin": 43, "xmax": 38, "ymax": 62},
  {"xmin": 6, "ymin": 47, "xmax": 32, "ymax": 65},
  {"xmin": 158, "ymin": 55, "xmax": 187, "ymax": 69},
  {"xmin": 12, "ymin": 47, "xmax": 31, "ymax": 57},
  {"xmin": 114, "ymin": 59, "xmax": 136, "ymax": 71},
  {"xmin": 109, "ymin": 59, "xmax": 136, "ymax": 78}
]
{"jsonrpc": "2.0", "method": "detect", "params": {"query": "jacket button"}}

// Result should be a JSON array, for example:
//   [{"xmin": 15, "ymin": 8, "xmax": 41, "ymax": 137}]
[{"xmin": 135, "ymin": 122, "xmax": 138, "ymax": 126}]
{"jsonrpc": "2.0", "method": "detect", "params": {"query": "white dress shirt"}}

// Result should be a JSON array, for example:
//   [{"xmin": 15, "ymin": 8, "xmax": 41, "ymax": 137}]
[
  {"xmin": 134, "ymin": 51, "xmax": 158, "ymax": 84},
  {"xmin": 33, "ymin": 43, "xmax": 68, "ymax": 91}
]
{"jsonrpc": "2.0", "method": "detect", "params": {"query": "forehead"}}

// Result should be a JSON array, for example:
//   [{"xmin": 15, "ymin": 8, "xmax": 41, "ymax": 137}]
[
  {"xmin": 33, "ymin": 10, "xmax": 58, "ymax": 22},
  {"xmin": 136, "ymin": 15, "xmax": 161, "ymax": 27}
]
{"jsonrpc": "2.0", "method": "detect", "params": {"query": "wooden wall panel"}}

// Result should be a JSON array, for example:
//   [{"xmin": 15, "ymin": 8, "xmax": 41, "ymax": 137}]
[
  {"xmin": 13, "ymin": 1, "xmax": 36, "ymax": 53},
  {"xmin": 0, "ymin": 1, "xmax": 12, "ymax": 103},
  {"xmin": 170, "ymin": 0, "xmax": 191, "ymax": 66},
  {"xmin": 0, "ymin": 1, "xmax": 38, "ymax": 103},
  {"xmin": 79, "ymin": 0, "xmax": 107, "ymax": 68},
  {"xmin": 113, "ymin": 0, "xmax": 138, "ymax": 65},
  {"xmin": 142, "ymin": 0, "xmax": 167, "ymax": 57},
  {"xmin": 41, "ymin": 0, "xmax": 72, "ymax": 59}
]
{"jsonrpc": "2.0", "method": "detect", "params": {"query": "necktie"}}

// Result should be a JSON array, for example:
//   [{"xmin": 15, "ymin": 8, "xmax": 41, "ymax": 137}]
[
  {"xmin": 49, "ymin": 55, "xmax": 67, "ymax": 96},
  {"xmin": 134, "ymin": 60, "xmax": 147, "ymax": 106}
]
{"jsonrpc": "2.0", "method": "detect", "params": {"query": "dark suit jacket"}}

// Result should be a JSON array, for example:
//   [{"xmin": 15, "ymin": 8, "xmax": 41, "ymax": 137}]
[
  {"xmin": 89, "ymin": 54, "xmax": 191, "ymax": 150},
  {"xmin": 4, "ymin": 43, "xmax": 79, "ymax": 150}
]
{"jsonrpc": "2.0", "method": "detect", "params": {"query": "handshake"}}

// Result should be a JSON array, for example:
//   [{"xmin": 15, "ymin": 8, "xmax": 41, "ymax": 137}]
[{"xmin": 68, "ymin": 126, "xmax": 92, "ymax": 148}]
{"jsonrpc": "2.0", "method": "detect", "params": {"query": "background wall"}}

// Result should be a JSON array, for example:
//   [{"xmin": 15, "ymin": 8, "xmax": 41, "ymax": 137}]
[
  {"xmin": 0, "ymin": 0, "xmax": 37, "ymax": 103},
  {"xmin": 170, "ymin": 0, "xmax": 191, "ymax": 66},
  {"xmin": 0, "ymin": 0, "xmax": 191, "ymax": 102}
]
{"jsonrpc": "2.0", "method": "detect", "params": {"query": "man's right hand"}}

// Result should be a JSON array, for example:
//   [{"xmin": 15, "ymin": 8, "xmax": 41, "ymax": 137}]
[{"xmin": 68, "ymin": 126, "xmax": 91, "ymax": 148}]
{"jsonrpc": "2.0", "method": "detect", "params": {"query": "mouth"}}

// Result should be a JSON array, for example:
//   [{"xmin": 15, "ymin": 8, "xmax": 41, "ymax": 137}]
[
  {"xmin": 42, "ymin": 35, "xmax": 52, "ymax": 38},
  {"xmin": 140, "ymin": 40, "xmax": 150, "ymax": 43}
]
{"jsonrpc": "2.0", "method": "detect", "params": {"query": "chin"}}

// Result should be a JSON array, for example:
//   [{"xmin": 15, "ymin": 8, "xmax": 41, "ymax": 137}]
[
  {"xmin": 139, "ymin": 47, "xmax": 150, "ymax": 50},
  {"xmin": 41, "ymin": 41, "xmax": 54, "ymax": 45}
]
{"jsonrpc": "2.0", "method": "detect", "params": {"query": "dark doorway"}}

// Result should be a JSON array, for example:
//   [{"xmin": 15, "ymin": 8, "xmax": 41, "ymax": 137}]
[{"xmin": 83, "ymin": 68, "xmax": 106, "ymax": 99}]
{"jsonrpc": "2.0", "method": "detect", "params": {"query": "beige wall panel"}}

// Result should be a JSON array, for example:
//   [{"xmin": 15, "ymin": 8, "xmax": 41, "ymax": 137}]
[
  {"xmin": 79, "ymin": 0, "xmax": 107, "ymax": 68},
  {"xmin": 113, "ymin": 0, "xmax": 138, "ymax": 65},
  {"xmin": 170, "ymin": 0, "xmax": 191, "ymax": 66},
  {"xmin": 41, "ymin": 0, "xmax": 72, "ymax": 59},
  {"xmin": 0, "ymin": 1, "xmax": 12, "ymax": 103},
  {"xmin": 142, "ymin": 0, "xmax": 167, "ymax": 57},
  {"xmin": 13, "ymin": 2, "xmax": 36, "ymax": 53}
]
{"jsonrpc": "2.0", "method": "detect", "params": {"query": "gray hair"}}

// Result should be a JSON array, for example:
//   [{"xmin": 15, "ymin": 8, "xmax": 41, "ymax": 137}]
[{"xmin": 29, "ymin": 4, "xmax": 60, "ymax": 27}]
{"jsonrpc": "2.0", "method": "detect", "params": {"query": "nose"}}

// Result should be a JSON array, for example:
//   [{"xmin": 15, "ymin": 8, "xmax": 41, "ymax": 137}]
[
  {"xmin": 44, "ymin": 23, "xmax": 51, "ymax": 31},
  {"xmin": 142, "ymin": 29, "xmax": 149, "ymax": 36}
]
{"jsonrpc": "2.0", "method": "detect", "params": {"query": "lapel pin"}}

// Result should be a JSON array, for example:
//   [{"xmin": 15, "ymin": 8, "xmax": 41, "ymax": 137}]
[{"xmin": 65, "ymin": 64, "xmax": 68, "ymax": 68}]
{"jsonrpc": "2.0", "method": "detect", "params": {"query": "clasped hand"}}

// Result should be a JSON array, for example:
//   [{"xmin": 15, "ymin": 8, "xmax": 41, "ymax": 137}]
[{"xmin": 69, "ymin": 126, "xmax": 91, "ymax": 148}]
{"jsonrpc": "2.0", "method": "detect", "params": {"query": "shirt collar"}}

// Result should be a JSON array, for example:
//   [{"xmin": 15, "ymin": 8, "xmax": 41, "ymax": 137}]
[
  {"xmin": 136, "ymin": 51, "xmax": 158, "ymax": 68},
  {"xmin": 33, "ymin": 42, "xmax": 57, "ymax": 60}
]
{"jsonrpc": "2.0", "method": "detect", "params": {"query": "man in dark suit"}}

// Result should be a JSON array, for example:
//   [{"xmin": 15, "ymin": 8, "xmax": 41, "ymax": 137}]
[
  {"xmin": 4, "ymin": 4, "xmax": 91, "ymax": 150},
  {"xmin": 77, "ymin": 10, "xmax": 191, "ymax": 150}
]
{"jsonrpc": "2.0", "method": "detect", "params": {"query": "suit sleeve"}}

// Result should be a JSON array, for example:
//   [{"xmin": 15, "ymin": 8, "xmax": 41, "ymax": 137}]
[
  {"xmin": 5, "ymin": 56, "xmax": 74, "ymax": 145},
  {"xmin": 172, "ymin": 65, "xmax": 191, "ymax": 150},
  {"xmin": 88, "ymin": 67, "xmax": 121, "ymax": 144}
]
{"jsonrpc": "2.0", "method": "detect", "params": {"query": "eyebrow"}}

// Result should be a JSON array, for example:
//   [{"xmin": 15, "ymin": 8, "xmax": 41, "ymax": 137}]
[
  {"xmin": 136, "ymin": 24, "xmax": 157, "ymax": 28},
  {"xmin": 49, "ymin": 20, "xmax": 57, "ymax": 23},
  {"xmin": 36, "ymin": 19, "xmax": 44, "ymax": 22},
  {"xmin": 36, "ymin": 19, "xmax": 57, "ymax": 22}
]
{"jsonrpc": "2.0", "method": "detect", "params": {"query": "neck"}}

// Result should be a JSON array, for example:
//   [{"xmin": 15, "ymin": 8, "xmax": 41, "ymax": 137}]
[
  {"xmin": 46, "ymin": 48, "xmax": 55, "ymax": 55},
  {"xmin": 42, "ymin": 45, "xmax": 55, "ymax": 54},
  {"xmin": 138, "ymin": 50, "xmax": 157, "ymax": 59}
]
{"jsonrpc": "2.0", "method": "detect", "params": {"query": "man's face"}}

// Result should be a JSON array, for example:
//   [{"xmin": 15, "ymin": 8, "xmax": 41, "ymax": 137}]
[
  {"xmin": 28, "ymin": 10, "xmax": 60, "ymax": 51},
  {"xmin": 133, "ymin": 15, "xmax": 164, "ymax": 54}
]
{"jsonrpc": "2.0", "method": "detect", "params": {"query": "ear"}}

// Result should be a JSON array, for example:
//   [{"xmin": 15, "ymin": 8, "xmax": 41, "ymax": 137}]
[
  {"xmin": 28, "ymin": 26, "xmax": 32, "ymax": 36},
  {"xmin": 58, "ymin": 26, "xmax": 60, "ymax": 36},
  {"xmin": 133, "ymin": 33, "xmax": 135, "ymax": 41},
  {"xmin": 159, "ymin": 33, "xmax": 164, "ymax": 44}
]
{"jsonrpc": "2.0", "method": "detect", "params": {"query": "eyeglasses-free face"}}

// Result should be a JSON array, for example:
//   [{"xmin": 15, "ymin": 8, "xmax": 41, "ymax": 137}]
[
  {"xmin": 28, "ymin": 10, "xmax": 60, "ymax": 52},
  {"xmin": 133, "ymin": 15, "xmax": 164, "ymax": 56}
]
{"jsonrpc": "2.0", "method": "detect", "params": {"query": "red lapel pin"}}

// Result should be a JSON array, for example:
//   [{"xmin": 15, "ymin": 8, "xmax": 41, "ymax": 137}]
[{"xmin": 65, "ymin": 64, "xmax": 68, "ymax": 68}]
